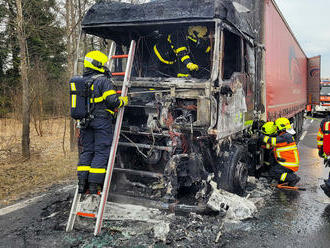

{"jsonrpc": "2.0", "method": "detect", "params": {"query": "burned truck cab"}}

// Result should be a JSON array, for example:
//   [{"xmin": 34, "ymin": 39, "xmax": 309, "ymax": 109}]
[{"xmin": 80, "ymin": 0, "xmax": 264, "ymax": 200}]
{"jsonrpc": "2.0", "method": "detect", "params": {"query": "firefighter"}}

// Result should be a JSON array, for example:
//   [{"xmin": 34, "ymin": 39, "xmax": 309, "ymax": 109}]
[
  {"xmin": 75, "ymin": 51, "xmax": 128, "ymax": 194},
  {"xmin": 260, "ymin": 117, "xmax": 300, "ymax": 186},
  {"xmin": 186, "ymin": 25, "xmax": 211, "ymax": 78},
  {"xmin": 260, "ymin": 122, "xmax": 277, "ymax": 163},
  {"xmin": 255, "ymin": 121, "xmax": 277, "ymax": 178},
  {"xmin": 317, "ymin": 113, "xmax": 330, "ymax": 197},
  {"xmin": 150, "ymin": 26, "xmax": 205, "ymax": 78}
]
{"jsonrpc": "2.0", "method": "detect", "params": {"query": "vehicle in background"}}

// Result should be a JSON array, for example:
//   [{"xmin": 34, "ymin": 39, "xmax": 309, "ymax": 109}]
[{"xmin": 308, "ymin": 80, "xmax": 330, "ymax": 116}]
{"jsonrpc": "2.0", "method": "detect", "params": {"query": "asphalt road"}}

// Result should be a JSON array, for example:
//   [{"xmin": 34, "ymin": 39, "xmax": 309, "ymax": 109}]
[
  {"xmin": 0, "ymin": 117, "xmax": 329, "ymax": 248},
  {"xmin": 224, "ymin": 117, "xmax": 330, "ymax": 248}
]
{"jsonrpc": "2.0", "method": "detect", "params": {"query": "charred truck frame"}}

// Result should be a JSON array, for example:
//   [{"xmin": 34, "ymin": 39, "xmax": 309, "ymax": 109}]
[{"xmin": 77, "ymin": 0, "xmax": 320, "ymax": 201}]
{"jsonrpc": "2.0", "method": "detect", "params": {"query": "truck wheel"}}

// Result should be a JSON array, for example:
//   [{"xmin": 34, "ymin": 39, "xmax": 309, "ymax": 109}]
[
  {"xmin": 293, "ymin": 114, "xmax": 300, "ymax": 141},
  {"xmin": 219, "ymin": 145, "xmax": 248, "ymax": 195}
]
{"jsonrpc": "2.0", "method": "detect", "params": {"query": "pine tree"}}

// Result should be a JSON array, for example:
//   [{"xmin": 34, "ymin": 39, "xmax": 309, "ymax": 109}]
[{"xmin": 0, "ymin": 0, "xmax": 67, "ymax": 157}]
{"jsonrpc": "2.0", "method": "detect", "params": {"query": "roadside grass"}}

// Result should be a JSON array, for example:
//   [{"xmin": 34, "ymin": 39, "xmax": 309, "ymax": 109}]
[{"xmin": 0, "ymin": 118, "xmax": 78, "ymax": 206}]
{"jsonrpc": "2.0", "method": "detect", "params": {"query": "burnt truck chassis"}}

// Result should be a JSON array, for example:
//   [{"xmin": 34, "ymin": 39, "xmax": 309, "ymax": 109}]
[
  {"xmin": 113, "ymin": 76, "xmax": 256, "ymax": 204},
  {"xmin": 79, "ymin": 4, "xmax": 265, "ymax": 208}
]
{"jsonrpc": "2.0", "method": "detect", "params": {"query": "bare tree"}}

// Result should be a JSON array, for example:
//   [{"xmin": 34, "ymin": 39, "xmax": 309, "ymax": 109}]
[
  {"xmin": 15, "ymin": 0, "xmax": 30, "ymax": 159},
  {"xmin": 66, "ymin": 0, "xmax": 94, "ymax": 151}
]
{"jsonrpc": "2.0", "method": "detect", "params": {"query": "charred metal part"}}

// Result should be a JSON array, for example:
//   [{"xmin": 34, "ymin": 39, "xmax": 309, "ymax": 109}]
[
  {"xmin": 233, "ymin": 161, "xmax": 249, "ymax": 192},
  {"xmin": 113, "ymin": 168, "xmax": 163, "ymax": 179},
  {"xmin": 143, "ymin": 149, "xmax": 163, "ymax": 165},
  {"xmin": 118, "ymin": 142, "xmax": 172, "ymax": 152},
  {"xmin": 114, "ymin": 80, "xmax": 209, "ymax": 89},
  {"xmin": 78, "ymin": 0, "xmax": 271, "ymax": 204},
  {"xmin": 164, "ymin": 153, "xmax": 208, "ymax": 198},
  {"xmin": 82, "ymin": 0, "xmax": 260, "ymax": 40},
  {"xmin": 121, "ymin": 130, "xmax": 170, "ymax": 137},
  {"xmin": 109, "ymin": 193, "xmax": 220, "ymax": 215},
  {"xmin": 128, "ymin": 89, "xmax": 190, "ymax": 96}
]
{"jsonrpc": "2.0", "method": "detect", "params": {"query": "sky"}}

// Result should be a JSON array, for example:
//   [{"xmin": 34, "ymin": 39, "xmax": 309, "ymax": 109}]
[{"xmin": 275, "ymin": 0, "xmax": 330, "ymax": 79}]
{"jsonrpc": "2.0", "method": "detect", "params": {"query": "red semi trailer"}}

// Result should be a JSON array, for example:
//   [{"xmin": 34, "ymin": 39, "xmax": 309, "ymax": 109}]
[
  {"xmin": 76, "ymin": 0, "xmax": 321, "ymax": 198},
  {"xmin": 263, "ymin": 0, "xmax": 320, "ymax": 134}
]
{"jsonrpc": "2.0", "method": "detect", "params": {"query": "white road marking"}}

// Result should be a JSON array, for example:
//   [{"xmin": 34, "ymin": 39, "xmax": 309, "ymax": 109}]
[
  {"xmin": 0, "ymin": 195, "xmax": 45, "ymax": 216},
  {"xmin": 311, "ymin": 119, "xmax": 314, "ymax": 123},
  {"xmin": 0, "ymin": 184, "xmax": 75, "ymax": 216},
  {"xmin": 300, "ymin": 131, "xmax": 308, "ymax": 141}
]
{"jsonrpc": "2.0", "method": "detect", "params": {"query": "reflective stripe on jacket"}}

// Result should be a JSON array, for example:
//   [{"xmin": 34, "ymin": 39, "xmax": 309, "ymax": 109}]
[
  {"xmin": 153, "ymin": 32, "xmax": 192, "ymax": 66},
  {"xmin": 83, "ymin": 71, "xmax": 121, "ymax": 114},
  {"xmin": 262, "ymin": 132, "xmax": 299, "ymax": 172},
  {"xmin": 317, "ymin": 127, "xmax": 324, "ymax": 149}
]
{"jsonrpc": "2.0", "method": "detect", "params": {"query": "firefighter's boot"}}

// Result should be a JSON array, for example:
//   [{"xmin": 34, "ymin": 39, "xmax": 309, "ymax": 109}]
[
  {"xmin": 321, "ymin": 179, "xmax": 330, "ymax": 197},
  {"xmin": 88, "ymin": 183, "xmax": 99, "ymax": 194},
  {"xmin": 78, "ymin": 180, "xmax": 88, "ymax": 194},
  {"xmin": 288, "ymin": 175, "xmax": 300, "ymax": 187}
]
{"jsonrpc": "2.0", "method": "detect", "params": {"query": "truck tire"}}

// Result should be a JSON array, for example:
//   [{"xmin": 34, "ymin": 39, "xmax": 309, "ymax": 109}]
[
  {"xmin": 219, "ymin": 145, "xmax": 249, "ymax": 195},
  {"xmin": 293, "ymin": 114, "xmax": 300, "ymax": 141},
  {"xmin": 298, "ymin": 112, "xmax": 304, "ymax": 134}
]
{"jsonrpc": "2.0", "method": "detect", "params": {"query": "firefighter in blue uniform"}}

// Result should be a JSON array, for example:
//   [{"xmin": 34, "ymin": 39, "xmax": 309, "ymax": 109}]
[
  {"xmin": 150, "ymin": 26, "xmax": 210, "ymax": 78},
  {"xmin": 186, "ymin": 26, "xmax": 211, "ymax": 79},
  {"xmin": 255, "ymin": 121, "xmax": 278, "ymax": 178},
  {"xmin": 72, "ymin": 51, "xmax": 128, "ymax": 194}
]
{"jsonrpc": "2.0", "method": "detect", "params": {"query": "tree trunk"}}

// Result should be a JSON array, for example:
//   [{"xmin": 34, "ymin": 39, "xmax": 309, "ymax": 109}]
[{"xmin": 16, "ymin": 0, "xmax": 30, "ymax": 159}]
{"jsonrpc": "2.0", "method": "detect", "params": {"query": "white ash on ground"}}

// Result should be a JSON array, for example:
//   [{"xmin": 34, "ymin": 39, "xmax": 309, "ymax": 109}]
[
  {"xmin": 0, "ymin": 177, "xmax": 273, "ymax": 247},
  {"xmin": 69, "ymin": 177, "xmax": 273, "ymax": 246}
]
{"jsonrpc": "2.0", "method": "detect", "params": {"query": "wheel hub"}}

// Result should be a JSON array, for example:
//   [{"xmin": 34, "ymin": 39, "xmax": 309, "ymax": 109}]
[{"xmin": 234, "ymin": 161, "xmax": 248, "ymax": 192}]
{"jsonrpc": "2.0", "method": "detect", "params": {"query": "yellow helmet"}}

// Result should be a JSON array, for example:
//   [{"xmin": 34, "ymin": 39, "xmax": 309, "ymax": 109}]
[
  {"xmin": 261, "ymin": 121, "xmax": 277, "ymax": 135},
  {"xmin": 188, "ymin": 25, "xmax": 208, "ymax": 38},
  {"xmin": 84, "ymin": 51, "xmax": 108, "ymax": 73},
  {"xmin": 275, "ymin": 117, "xmax": 296, "ymax": 135}
]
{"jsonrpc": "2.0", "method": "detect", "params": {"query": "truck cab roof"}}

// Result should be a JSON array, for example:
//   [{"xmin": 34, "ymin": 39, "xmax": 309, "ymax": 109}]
[{"xmin": 81, "ymin": 0, "xmax": 260, "ymax": 41}]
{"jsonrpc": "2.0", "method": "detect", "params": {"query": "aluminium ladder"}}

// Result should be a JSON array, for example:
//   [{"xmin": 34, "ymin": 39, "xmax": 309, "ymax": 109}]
[{"xmin": 66, "ymin": 40, "xmax": 136, "ymax": 236}]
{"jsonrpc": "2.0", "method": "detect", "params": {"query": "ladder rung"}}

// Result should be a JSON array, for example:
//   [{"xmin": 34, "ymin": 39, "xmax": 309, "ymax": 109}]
[
  {"xmin": 112, "ymin": 54, "xmax": 129, "ymax": 59},
  {"xmin": 77, "ymin": 212, "xmax": 96, "ymax": 218},
  {"xmin": 112, "ymin": 72, "xmax": 125, "ymax": 76}
]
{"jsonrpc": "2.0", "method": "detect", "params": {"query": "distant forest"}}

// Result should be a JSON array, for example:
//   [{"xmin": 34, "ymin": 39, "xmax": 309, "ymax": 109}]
[{"xmin": 0, "ymin": 0, "xmax": 145, "ymax": 158}]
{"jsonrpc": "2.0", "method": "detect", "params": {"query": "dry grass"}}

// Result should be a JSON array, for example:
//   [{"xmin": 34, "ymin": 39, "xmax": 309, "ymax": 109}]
[{"xmin": 0, "ymin": 117, "xmax": 78, "ymax": 206}]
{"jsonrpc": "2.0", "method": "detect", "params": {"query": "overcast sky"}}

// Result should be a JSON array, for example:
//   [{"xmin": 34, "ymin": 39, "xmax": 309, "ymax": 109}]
[{"xmin": 275, "ymin": 0, "xmax": 330, "ymax": 78}]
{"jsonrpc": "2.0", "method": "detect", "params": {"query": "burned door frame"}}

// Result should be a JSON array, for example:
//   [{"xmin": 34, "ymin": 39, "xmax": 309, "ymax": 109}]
[{"xmin": 214, "ymin": 23, "xmax": 256, "ymax": 140}]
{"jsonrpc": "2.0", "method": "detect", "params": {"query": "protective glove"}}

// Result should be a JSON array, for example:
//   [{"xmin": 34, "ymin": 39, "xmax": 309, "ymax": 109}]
[
  {"xmin": 186, "ymin": 62, "xmax": 199, "ymax": 71},
  {"xmin": 319, "ymin": 149, "xmax": 324, "ymax": 158},
  {"xmin": 118, "ymin": 96, "xmax": 128, "ymax": 108}
]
